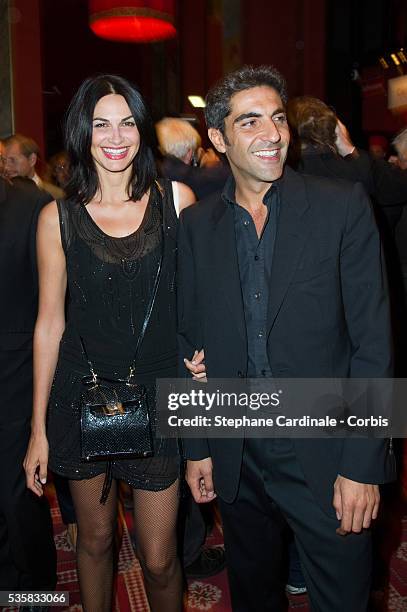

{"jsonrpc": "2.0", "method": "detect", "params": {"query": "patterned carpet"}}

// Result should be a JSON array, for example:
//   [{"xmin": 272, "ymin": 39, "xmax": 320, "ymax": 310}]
[{"xmin": 40, "ymin": 487, "xmax": 407, "ymax": 611}]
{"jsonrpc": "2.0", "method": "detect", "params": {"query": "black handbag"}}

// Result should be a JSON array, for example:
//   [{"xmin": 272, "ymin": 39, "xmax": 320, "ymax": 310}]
[
  {"xmin": 79, "ymin": 371, "xmax": 153, "ymax": 463},
  {"xmin": 78, "ymin": 186, "xmax": 164, "ymax": 502}
]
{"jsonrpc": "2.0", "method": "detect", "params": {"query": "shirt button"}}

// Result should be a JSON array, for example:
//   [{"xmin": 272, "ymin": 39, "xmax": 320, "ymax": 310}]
[
  {"xmin": 254, "ymin": 292, "xmax": 261, "ymax": 299},
  {"xmin": 254, "ymin": 255, "xmax": 259, "ymax": 261},
  {"xmin": 258, "ymin": 331, "xmax": 264, "ymax": 338},
  {"xmin": 243, "ymin": 220, "xmax": 250, "ymax": 226}
]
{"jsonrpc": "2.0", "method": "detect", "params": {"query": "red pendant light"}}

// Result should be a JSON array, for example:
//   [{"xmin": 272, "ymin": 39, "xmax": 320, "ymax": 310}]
[{"xmin": 89, "ymin": 0, "xmax": 176, "ymax": 43}]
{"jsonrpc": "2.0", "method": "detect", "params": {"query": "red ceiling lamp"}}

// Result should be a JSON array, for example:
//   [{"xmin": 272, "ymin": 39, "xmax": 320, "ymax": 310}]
[{"xmin": 89, "ymin": 1, "xmax": 176, "ymax": 43}]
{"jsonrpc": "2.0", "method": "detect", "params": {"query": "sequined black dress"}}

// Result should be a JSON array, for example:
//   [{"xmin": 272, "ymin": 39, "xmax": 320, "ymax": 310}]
[{"xmin": 47, "ymin": 181, "xmax": 179, "ymax": 489}]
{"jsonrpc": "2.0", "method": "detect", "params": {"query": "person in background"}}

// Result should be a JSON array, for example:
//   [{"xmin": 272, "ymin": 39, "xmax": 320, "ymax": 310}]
[
  {"xmin": 157, "ymin": 116, "xmax": 202, "ymax": 168},
  {"xmin": 0, "ymin": 175, "xmax": 56, "ymax": 598},
  {"xmin": 390, "ymin": 128, "xmax": 407, "ymax": 170},
  {"xmin": 0, "ymin": 139, "xmax": 5, "ymax": 177},
  {"xmin": 156, "ymin": 117, "xmax": 229, "ymax": 199},
  {"xmin": 46, "ymin": 151, "xmax": 71, "ymax": 194},
  {"xmin": 286, "ymin": 96, "xmax": 407, "ymax": 234},
  {"xmin": 368, "ymin": 134, "xmax": 389, "ymax": 160},
  {"xmin": 3, "ymin": 134, "xmax": 64, "ymax": 199}
]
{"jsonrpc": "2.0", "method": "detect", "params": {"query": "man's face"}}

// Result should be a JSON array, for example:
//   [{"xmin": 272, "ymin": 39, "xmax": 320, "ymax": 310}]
[
  {"xmin": 4, "ymin": 141, "xmax": 36, "ymax": 179},
  {"xmin": 369, "ymin": 144, "xmax": 386, "ymax": 160},
  {"xmin": 53, "ymin": 156, "xmax": 70, "ymax": 187},
  {"xmin": 208, "ymin": 86, "xmax": 290, "ymax": 189}
]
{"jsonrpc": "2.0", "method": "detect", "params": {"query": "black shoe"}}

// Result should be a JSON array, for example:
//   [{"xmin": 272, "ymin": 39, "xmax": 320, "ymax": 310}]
[{"xmin": 184, "ymin": 545, "xmax": 226, "ymax": 579}]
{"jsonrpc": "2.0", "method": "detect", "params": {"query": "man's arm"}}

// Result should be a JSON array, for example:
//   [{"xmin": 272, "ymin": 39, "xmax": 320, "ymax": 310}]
[
  {"xmin": 334, "ymin": 181, "xmax": 393, "ymax": 532},
  {"xmin": 177, "ymin": 211, "xmax": 200, "ymax": 374},
  {"xmin": 338, "ymin": 179, "xmax": 393, "ymax": 489},
  {"xmin": 340, "ymin": 182, "xmax": 392, "ymax": 391},
  {"xmin": 177, "ymin": 211, "xmax": 211, "ymax": 463},
  {"xmin": 335, "ymin": 118, "xmax": 407, "ymax": 207}
]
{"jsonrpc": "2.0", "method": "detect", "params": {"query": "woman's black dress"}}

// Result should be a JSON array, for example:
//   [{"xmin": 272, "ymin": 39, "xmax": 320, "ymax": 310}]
[{"xmin": 47, "ymin": 181, "xmax": 179, "ymax": 490}]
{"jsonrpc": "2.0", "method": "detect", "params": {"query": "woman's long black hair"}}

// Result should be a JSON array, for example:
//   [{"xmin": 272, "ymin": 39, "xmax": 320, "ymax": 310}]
[{"xmin": 64, "ymin": 74, "xmax": 157, "ymax": 205}]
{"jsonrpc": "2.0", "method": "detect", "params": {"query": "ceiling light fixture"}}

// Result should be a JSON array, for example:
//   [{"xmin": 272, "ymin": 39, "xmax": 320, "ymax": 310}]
[
  {"xmin": 89, "ymin": 0, "xmax": 176, "ymax": 43},
  {"xmin": 188, "ymin": 95, "xmax": 206, "ymax": 108}
]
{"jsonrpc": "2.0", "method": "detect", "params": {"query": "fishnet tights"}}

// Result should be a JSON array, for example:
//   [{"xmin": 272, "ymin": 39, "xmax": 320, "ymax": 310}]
[
  {"xmin": 69, "ymin": 475, "xmax": 182, "ymax": 612},
  {"xmin": 69, "ymin": 475, "xmax": 117, "ymax": 612},
  {"xmin": 132, "ymin": 479, "xmax": 183, "ymax": 612}
]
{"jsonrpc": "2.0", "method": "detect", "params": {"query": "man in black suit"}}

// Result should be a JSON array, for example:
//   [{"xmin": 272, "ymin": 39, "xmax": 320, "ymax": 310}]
[
  {"xmin": 177, "ymin": 66, "xmax": 395, "ymax": 611},
  {"xmin": 0, "ymin": 177, "xmax": 56, "ymax": 591}
]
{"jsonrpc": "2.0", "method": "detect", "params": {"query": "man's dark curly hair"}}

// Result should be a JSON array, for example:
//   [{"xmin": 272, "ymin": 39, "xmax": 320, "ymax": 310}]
[{"xmin": 204, "ymin": 65, "xmax": 287, "ymax": 134}]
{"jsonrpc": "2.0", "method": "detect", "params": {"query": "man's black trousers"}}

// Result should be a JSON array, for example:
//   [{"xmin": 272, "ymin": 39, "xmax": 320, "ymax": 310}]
[
  {"xmin": 0, "ymin": 346, "xmax": 56, "ymax": 589},
  {"xmin": 218, "ymin": 438, "xmax": 371, "ymax": 612}
]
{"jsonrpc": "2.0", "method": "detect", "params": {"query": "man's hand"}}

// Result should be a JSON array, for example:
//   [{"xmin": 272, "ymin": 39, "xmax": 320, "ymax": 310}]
[
  {"xmin": 184, "ymin": 348, "xmax": 207, "ymax": 381},
  {"xmin": 333, "ymin": 475, "xmax": 380, "ymax": 535},
  {"xmin": 335, "ymin": 119, "xmax": 356, "ymax": 157},
  {"xmin": 388, "ymin": 154, "xmax": 401, "ymax": 167},
  {"xmin": 186, "ymin": 457, "xmax": 216, "ymax": 503}
]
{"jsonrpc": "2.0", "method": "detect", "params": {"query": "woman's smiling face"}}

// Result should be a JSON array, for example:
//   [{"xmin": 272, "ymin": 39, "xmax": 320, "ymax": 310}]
[{"xmin": 91, "ymin": 93, "xmax": 140, "ymax": 174}]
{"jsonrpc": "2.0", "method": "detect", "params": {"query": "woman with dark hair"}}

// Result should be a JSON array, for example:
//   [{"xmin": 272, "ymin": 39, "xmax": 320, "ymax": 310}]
[{"xmin": 24, "ymin": 74, "xmax": 195, "ymax": 612}]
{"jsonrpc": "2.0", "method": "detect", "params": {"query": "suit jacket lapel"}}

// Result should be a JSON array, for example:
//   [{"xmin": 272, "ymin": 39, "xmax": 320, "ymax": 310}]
[
  {"xmin": 267, "ymin": 167, "xmax": 313, "ymax": 332},
  {"xmin": 210, "ymin": 199, "xmax": 247, "ymax": 343}
]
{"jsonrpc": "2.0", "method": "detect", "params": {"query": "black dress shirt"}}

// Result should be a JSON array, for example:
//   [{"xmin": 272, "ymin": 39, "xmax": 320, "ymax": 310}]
[{"xmin": 222, "ymin": 176, "xmax": 281, "ymax": 377}]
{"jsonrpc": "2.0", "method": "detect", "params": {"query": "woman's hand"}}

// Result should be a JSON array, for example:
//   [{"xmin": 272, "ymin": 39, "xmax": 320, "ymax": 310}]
[{"xmin": 24, "ymin": 431, "xmax": 49, "ymax": 497}]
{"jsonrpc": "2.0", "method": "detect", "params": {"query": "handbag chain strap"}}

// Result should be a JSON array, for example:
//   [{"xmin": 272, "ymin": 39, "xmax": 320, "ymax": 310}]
[{"xmin": 79, "ymin": 181, "xmax": 165, "ymax": 384}]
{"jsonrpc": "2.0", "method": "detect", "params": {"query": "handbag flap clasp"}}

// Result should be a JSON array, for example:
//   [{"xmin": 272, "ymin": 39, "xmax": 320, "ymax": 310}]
[{"xmin": 102, "ymin": 402, "xmax": 125, "ymax": 415}]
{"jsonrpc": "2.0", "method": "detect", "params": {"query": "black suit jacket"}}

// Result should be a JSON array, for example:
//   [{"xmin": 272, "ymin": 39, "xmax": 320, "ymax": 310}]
[
  {"xmin": 177, "ymin": 166, "xmax": 394, "ymax": 516},
  {"xmin": 294, "ymin": 146, "xmax": 407, "ymax": 232},
  {"xmin": 0, "ymin": 177, "xmax": 51, "ymax": 348},
  {"xmin": 159, "ymin": 156, "xmax": 230, "ymax": 200},
  {"xmin": 0, "ymin": 177, "xmax": 56, "ymax": 587}
]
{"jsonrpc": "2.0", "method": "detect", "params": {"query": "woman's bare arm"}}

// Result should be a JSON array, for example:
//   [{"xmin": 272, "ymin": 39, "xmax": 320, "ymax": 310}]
[
  {"xmin": 24, "ymin": 201, "xmax": 67, "ymax": 496},
  {"xmin": 176, "ymin": 182, "xmax": 196, "ymax": 212}
]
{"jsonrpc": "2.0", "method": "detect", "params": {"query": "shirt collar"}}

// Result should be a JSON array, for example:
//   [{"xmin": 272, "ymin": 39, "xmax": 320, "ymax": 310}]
[
  {"xmin": 222, "ymin": 172, "xmax": 283, "ymax": 208},
  {"xmin": 32, "ymin": 172, "xmax": 41, "ymax": 187}
]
